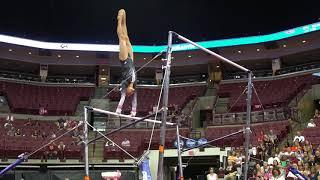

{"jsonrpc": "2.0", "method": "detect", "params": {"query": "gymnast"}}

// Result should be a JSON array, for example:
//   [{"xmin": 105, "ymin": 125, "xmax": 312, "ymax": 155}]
[{"xmin": 115, "ymin": 9, "xmax": 137, "ymax": 117}]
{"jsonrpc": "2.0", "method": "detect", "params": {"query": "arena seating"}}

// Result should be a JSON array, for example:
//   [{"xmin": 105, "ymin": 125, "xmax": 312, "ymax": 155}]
[
  {"xmin": 205, "ymin": 120, "xmax": 290, "ymax": 147},
  {"xmin": 0, "ymin": 118, "xmax": 81, "ymax": 160},
  {"xmin": 217, "ymin": 74, "xmax": 318, "ymax": 112},
  {"xmin": 108, "ymin": 85, "xmax": 206, "ymax": 115},
  {"xmin": 0, "ymin": 81, "xmax": 94, "ymax": 115}
]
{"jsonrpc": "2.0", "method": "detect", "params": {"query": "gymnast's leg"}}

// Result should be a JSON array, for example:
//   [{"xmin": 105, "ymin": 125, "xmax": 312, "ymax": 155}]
[
  {"xmin": 131, "ymin": 90, "xmax": 137, "ymax": 117},
  {"xmin": 117, "ymin": 9, "xmax": 128, "ymax": 61},
  {"xmin": 116, "ymin": 89, "xmax": 126, "ymax": 114}
]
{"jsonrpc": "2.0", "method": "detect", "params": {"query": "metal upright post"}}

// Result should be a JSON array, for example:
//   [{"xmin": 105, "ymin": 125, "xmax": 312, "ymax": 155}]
[
  {"xmin": 83, "ymin": 106, "xmax": 90, "ymax": 180},
  {"xmin": 176, "ymin": 124, "xmax": 184, "ymax": 180},
  {"xmin": 244, "ymin": 72, "xmax": 252, "ymax": 180},
  {"xmin": 157, "ymin": 31, "xmax": 173, "ymax": 180}
]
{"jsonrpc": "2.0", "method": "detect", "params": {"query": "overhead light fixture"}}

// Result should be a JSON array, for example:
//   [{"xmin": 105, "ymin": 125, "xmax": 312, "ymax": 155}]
[
  {"xmin": 8, "ymin": 49, "xmax": 13, "ymax": 52},
  {"xmin": 57, "ymin": 55, "xmax": 61, "ymax": 58},
  {"xmin": 76, "ymin": 55, "xmax": 80, "ymax": 58},
  {"xmin": 256, "ymin": 48, "xmax": 260, "ymax": 52},
  {"xmin": 283, "ymin": 44, "xmax": 287, "ymax": 48},
  {"xmin": 302, "ymin": 40, "xmax": 306, "ymax": 43},
  {"xmin": 237, "ymin": 50, "xmax": 242, "ymax": 53},
  {"xmin": 143, "ymin": 57, "xmax": 146, "ymax": 60},
  {"xmin": 102, "ymin": 69, "xmax": 105, "ymax": 72},
  {"xmin": 188, "ymin": 55, "xmax": 192, "ymax": 58},
  {"xmin": 216, "ymin": 65, "xmax": 220, "ymax": 68},
  {"xmin": 100, "ymin": 77, "xmax": 107, "ymax": 80},
  {"xmin": 28, "ymin": 52, "xmax": 32, "ymax": 55}
]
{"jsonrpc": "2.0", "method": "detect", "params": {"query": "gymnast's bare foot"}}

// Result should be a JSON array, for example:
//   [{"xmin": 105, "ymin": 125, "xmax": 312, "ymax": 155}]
[{"xmin": 117, "ymin": 9, "xmax": 125, "ymax": 21}]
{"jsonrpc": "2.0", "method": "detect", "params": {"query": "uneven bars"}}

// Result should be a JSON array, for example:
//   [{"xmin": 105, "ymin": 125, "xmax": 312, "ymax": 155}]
[
  {"xmin": 172, "ymin": 32, "xmax": 250, "ymax": 72},
  {"xmin": 90, "ymin": 107, "xmax": 175, "ymax": 126}
]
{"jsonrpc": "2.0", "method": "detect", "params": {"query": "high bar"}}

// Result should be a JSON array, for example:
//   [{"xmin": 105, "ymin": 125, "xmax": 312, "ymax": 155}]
[
  {"xmin": 89, "ymin": 107, "xmax": 175, "ymax": 126},
  {"xmin": 171, "ymin": 31, "xmax": 250, "ymax": 72}
]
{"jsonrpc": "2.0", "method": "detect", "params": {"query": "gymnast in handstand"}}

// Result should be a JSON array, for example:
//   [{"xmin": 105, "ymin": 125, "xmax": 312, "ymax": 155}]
[{"xmin": 116, "ymin": 9, "xmax": 137, "ymax": 117}]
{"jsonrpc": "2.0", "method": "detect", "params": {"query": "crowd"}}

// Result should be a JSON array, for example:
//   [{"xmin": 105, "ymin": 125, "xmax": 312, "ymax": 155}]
[
  {"xmin": 216, "ymin": 111, "xmax": 320, "ymax": 179},
  {"xmin": 3, "ymin": 114, "xmax": 82, "ymax": 161}
]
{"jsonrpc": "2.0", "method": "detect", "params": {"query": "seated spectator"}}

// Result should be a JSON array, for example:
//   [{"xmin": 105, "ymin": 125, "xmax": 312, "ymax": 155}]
[
  {"xmin": 225, "ymin": 160, "xmax": 237, "ymax": 179},
  {"xmin": 57, "ymin": 141, "xmax": 66, "ymax": 161},
  {"xmin": 217, "ymin": 167, "xmax": 225, "ymax": 179},
  {"xmin": 6, "ymin": 113, "xmax": 14, "ymax": 122},
  {"xmin": 228, "ymin": 151, "xmax": 237, "ymax": 164},
  {"xmin": 41, "ymin": 132, "xmax": 48, "ymax": 139},
  {"xmin": 51, "ymin": 132, "xmax": 57, "ymax": 139},
  {"xmin": 268, "ymin": 152, "xmax": 280, "ymax": 165},
  {"xmin": 257, "ymin": 130, "xmax": 265, "ymax": 144},
  {"xmin": 271, "ymin": 168, "xmax": 285, "ymax": 180},
  {"xmin": 267, "ymin": 130, "xmax": 278, "ymax": 144},
  {"xmin": 31, "ymin": 130, "xmax": 40, "ymax": 138},
  {"xmin": 39, "ymin": 106, "xmax": 47, "ymax": 115},
  {"xmin": 7, "ymin": 127, "xmax": 15, "ymax": 136},
  {"xmin": 293, "ymin": 131, "xmax": 305, "ymax": 143},
  {"xmin": 121, "ymin": 138, "xmax": 130, "ymax": 147},
  {"xmin": 43, "ymin": 143, "xmax": 58, "ymax": 161},
  {"xmin": 314, "ymin": 151, "xmax": 320, "ymax": 164},
  {"xmin": 249, "ymin": 145, "xmax": 257, "ymax": 158},
  {"xmin": 57, "ymin": 115, "xmax": 66, "ymax": 129},
  {"xmin": 307, "ymin": 119, "xmax": 316, "ymax": 128},
  {"xmin": 14, "ymin": 128, "xmax": 22, "ymax": 136},
  {"xmin": 72, "ymin": 128, "xmax": 80, "ymax": 138},
  {"xmin": 206, "ymin": 167, "xmax": 218, "ymax": 180},
  {"xmin": 66, "ymin": 120, "xmax": 77, "ymax": 130},
  {"xmin": 4, "ymin": 121, "xmax": 13, "ymax": 129}
]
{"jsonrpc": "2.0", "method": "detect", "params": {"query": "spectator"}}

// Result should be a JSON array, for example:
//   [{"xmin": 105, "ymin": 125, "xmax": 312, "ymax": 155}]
[
  {"xmin": 217, "ymin": 167, "xmax": 225, "ymax": 179},
  {"xmin": 271, "ymin": 168, "xmax": 285, "ymax": 180},
  {"xmin": 206, "ymin": 167, "xmax": 218, "ymax": 180},
  {"xmin": 4, "ymin": 121, "xmax": 13, "ymax": 129},
  {"xmin": 257, "ymin": 130, "xmax": 265, "ymax": 144},
  {"xmin": 51, "ymin": 132, "xmax": 57, "ymax": 139},
  {"xmin": 72, "ymin": 128, "xmax": 80, "ymax": 138},
  {"xmin": 225, "ymin": 160, "xmax": 237, "ymax": 179},
  {"xmin": 267, "ymin": 152, "xmax": 280, "ymax": 165},
  {"xmin": 307, "ymin": 119, "xmax": 316, "ymax": 128},
  {"xmin": 7, "ymin": 127, "xmax": 15, "ymax": 136},
  {"xmin": 121, "ymin": 138, "xmax": 130, "ymax": 147},
  {"xmin": 228, "ymin": 151, "xmax": 237, "ymax": 164},
  {"xmin": 6, "ymin": 113, "xmax": 14, "ymax": 122},
  {"xmin": 249, "ymin": 145, "xmax": 257, "ymax": 158},
  {"xmin": 41, "ymin": 132, "xmax": 48, "ymax": 139},
  {"xmin": 57, "ymin": 141, "xmax": 66, "ymax": 161},
  {"xmin": 293, "ymin": 131, "xmax": 305, "ymax": 143},
  {"xmin": 31, "ymin": 130, "xmax": 39, "ymax": 138},
  {"xmin": 14, "ymin": 128, "xmax": 22, "ymax": 136},
  {"xmin": 43, "ymin": 143, "xmax": 57, "ymax": 161},
  {"xmin": 57, "ymin": 115, "xmax": 66, "ymax": 129},
  {"xmin": 314, "ymin": 151, "xmax": 320, "ymax": 164}
]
